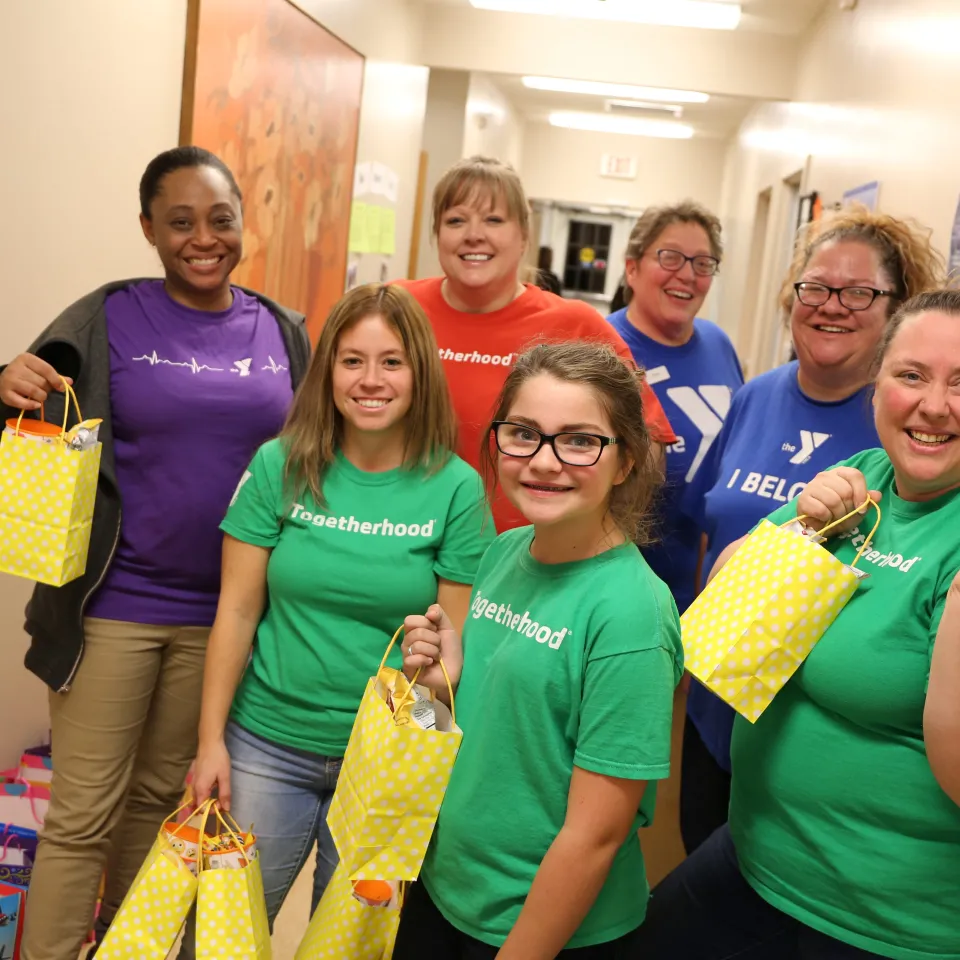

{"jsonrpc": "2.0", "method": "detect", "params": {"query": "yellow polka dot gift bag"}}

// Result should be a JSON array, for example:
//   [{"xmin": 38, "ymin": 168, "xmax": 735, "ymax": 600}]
[
  {"xmin": 0, "ymin": 384, "xmax": 101, "ymax": 586},
  {"xmin": 195, "ymin": 804, "xmax": 271, "ymax": 960},
  {"xmin": 680, "ymin": 501, "xmax": 881, "ymax": 723},
  {"xmin": 97, "ymin": 801, "xmax": 209, "ymax": 960},
  {"xmin": 326, "ymin": 627, "xmax": 462, "ymax": 882},
  {"xmin": 295, "ymin": 863, "xmax": 404, "ymax": 960}
]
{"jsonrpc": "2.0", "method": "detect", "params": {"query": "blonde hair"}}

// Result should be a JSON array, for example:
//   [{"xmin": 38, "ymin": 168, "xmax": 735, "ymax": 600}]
[
  {"xmin": 431, "ymin": 156, "xmax": 530, "ymax": 240},
  {"xmin": 280, "ymin": 284, "xmax": 458, "ymax": 506},
  {"xmin": 479, "ymin": 342, "xmax": 662, "ymax": 544},
  {"xmin": 621, "ymin": 200, "xmax": 723, "ymax": 305},
  {"xmin": 779, "ymin": 206, "xmax": 944, "ymax": 317}
]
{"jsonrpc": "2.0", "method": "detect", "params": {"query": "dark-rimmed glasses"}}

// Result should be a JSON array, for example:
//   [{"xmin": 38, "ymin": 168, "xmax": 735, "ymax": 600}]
[
  {"xmin": 794, "ymin": 281, "xmax": 893, "ymax": 312},
  {"xmin": 654, "ymin": 248, "xmax": 720, "ymax": 277},
  {"xmin": 492, "ymin": 421, "xmax": 619, "ymax": 467}
]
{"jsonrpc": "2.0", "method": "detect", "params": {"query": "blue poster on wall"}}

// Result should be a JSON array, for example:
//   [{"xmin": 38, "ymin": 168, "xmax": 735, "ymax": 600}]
[
  {"xmin": 842, "ymin": 181, "xmax": 880, "ymax": 211},
  {"xmin": 950, "ymin": 195, "xmax": 960, "ymax": 276}
]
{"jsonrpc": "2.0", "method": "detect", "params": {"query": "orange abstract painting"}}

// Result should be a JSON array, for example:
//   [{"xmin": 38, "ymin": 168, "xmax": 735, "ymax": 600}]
[{"xmin": 182, "ymin": 0, "xmax": 364, "ymax": 340}]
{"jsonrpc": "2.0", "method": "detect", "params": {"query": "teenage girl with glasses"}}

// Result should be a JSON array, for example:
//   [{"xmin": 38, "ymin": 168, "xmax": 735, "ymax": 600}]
[{"xmin": 392, "ymin": 342, "xmax": 683, "ymax": 959}]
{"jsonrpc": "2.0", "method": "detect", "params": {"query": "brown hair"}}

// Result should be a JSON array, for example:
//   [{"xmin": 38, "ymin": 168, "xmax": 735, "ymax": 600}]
[
  {"xmin": 621, "ymin": 200, "xmax": 723, "ymax": 305},
  {"xmin": 431, "ymin": 156, "xmax": 530, "ymax": 240},
  {"xmin": 779, "ymin": 206, "xmax": 944, "ymax": 317},
  {"xmin": 876, "ymin": 288, "xmax": 960, "ymax": 368},
  {"xmin": 280, "ymin": 283, "xmax": 458, "ymax": 506},
  {"xmin": 478, "ymin": 341, "xmax": 662, "ymax": 543}
]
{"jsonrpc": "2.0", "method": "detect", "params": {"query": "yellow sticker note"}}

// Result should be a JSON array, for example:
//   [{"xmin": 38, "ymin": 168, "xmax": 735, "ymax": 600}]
[{"xmin": 349, "ymin": 201, "xmax": 369, "ymax": 253}]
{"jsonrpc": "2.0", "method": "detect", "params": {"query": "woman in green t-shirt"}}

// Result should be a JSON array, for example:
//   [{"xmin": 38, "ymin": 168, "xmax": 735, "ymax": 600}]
[
  {"xmin": 636, "ymin": 289, "xmax": 960, "ymax": 959},
  {"xmin": 189, "ymin": 284, "xmax": 494, "ymax": 930},
  {"xmin": 393, "ymin": 342, "xmax": 684, "ymax": 958}
]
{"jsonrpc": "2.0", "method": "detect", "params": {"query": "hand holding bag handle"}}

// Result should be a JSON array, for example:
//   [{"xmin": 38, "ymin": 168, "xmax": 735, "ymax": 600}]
[
  {"xmin": 13, "ymin": 377, "xmax": 82, "ymax": 442},
  {"xmin": 379, "ymin": 625, "xmax": 456, "ymax": 727},
  {"xmin": 789, "ymin": 496, "xmax": 882, "ymax": 569}
]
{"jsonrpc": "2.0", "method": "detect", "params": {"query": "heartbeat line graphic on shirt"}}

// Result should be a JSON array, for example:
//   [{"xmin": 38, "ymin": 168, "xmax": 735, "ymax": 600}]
[
  {"xmin": 261, "ymin": 355, "xmax": 288, "ymax": 373},
  {"xmin": 132, "ymin": 351, "xmax": 224, "ymax": 373}
]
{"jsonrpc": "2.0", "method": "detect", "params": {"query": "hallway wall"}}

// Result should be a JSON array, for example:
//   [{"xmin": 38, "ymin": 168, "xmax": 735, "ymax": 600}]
[{"xmin": 719, "ymin": 1, "xmax": 960, "ymax": 356}]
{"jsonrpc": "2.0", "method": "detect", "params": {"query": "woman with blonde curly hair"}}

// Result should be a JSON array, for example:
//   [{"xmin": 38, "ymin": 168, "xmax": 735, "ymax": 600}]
[{"xmin": 677, "ymin": 206, "xmax": 944, "ymax": 853}]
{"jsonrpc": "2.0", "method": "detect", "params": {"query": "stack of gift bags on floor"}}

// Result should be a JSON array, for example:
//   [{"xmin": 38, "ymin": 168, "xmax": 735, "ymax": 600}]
[{"xmin": 0, "ymin": 740, "xmax": 53, "ymax": 959}]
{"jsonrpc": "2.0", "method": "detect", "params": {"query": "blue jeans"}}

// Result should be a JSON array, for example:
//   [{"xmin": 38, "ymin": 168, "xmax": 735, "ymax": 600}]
[
  {"xmin": 177, "ymin": 721, "xmax": 341, "ymax": 958},
  {"xmin": 225, "ymin": 721, "xmax": 342, "ymax": 924},
  {"xmin": 633, "ymin": 825, "xmax": 886, "ymax": 959}
]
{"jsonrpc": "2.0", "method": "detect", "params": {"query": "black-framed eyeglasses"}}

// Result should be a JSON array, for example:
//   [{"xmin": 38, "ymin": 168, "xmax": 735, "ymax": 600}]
[
  {"xmin": 491, "ymin": 421, "xmax": 619, "ymax": 467},
  {"xmin": 654, "ymin": 248, "xmax": 720, "ymax": 277},
  {"xmin": 794, "ymin": 281, "xmax": 894, "ymax": 312}
]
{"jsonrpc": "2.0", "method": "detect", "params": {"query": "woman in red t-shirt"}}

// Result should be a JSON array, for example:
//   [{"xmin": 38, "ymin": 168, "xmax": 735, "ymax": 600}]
[{"xmin": 396, "ymin": 156, "xmax": 676, "ymax": 530}]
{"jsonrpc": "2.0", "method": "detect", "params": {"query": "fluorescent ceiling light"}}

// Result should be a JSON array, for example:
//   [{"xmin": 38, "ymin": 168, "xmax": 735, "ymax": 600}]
[
  {"xmin": 523, "ymin": 76, "xmax": 709, "ymax": 104},
  {"xmin": 470, "ymin": 0, "xmax": 741, "ymax": 31},
  {"xmin": 549, "ymin": 111, "xmax": 694, "ymax": 139}
]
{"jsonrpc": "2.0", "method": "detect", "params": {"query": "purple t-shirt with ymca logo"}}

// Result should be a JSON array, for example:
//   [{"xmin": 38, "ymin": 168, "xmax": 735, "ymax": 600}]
[{"xmin": 86, "ymin": 281, "xmax": 294, "ymax": 626}]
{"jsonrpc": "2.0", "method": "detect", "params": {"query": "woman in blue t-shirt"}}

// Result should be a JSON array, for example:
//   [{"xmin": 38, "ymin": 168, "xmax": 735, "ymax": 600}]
[
  {"xmin": 608, "ymin": 201, "xmax": 743, "ymax": 615},
  {"xmin": 677, "ymin": 207, "xmax": 944, "ymax": 853}
]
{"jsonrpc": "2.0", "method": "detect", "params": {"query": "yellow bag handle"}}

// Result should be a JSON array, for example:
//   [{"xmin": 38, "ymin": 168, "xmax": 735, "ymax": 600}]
[
  {"xmin": 162, "ymin": 796, "xmax": 216, "ymax": 841},
  {"xmin": 787, "ymin": 496, "xmax": 882, "ymax": 569},
  {"xmin": 378, "ymin": 625, "xmax": 456, "ymax": 727},
  {"xmin": 13, "ymin": 379, "xmax": 82, "ymax": 443},
  {"xmin": 205, "ymin": 803, "xmax": 254, "ymax": 869}
]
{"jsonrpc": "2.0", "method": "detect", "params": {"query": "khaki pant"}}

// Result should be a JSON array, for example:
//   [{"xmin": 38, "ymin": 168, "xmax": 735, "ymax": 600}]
[{"xmin": 22, "ymin": 618, "xmax": 210, "ymax": 960}]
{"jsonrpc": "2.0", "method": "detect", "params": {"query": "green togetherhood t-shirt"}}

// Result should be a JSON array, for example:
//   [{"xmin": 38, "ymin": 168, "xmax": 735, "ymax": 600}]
[
  {"xmin": 422, "ymin": 526, "xmax": 683, "ymax": 948},
  {"xmin": 221, "ymin": 438, "xmax": 494, "ymax": 755},
  {"xmin": 730, "ymin": 448, "xmax": 960, "ymax": 960}
]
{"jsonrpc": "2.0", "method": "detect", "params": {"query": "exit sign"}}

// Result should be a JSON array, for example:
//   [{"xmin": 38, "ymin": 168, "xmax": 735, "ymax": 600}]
[{"xmin": 600, "ymin": 154, "xmax": 637, "ymax": 179}]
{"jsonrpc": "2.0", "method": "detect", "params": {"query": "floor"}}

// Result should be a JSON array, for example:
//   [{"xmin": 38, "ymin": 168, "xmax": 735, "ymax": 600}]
[{"xmin": 80, "ymin": 690, "xmax": 689, "ymax": 960}]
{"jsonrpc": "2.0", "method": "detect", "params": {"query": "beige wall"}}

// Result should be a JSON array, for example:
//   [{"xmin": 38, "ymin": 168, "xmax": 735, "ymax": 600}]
[
  {"xmin": 414, "ymin": 69, "xmax": 471, "ymax": 280},
  {"xmin": 720, "ymin": 1, "xmax": 960, "ymax": 367},
  {"xmin": 462, "ymin": 74, "xmax": 524, "ymax": 172},
  {"xmin": 0, "ymin": 0, "xmax": 188, "ymax": 765},
  {"xmin": 289, "ymin": 0, "xmax": 424, "ymax": 62},
  {"xmin": 522, "ymin": 125, "xmax": 726, "ymax": 212},
  {"xmin": 0, "ymin": 0, "xmax": 187, "ymax": 358},
  {"xmin": 419, "ymin": 6, "xmax": 799, "ymax": 100},
  {"xmin": 349, "ymin": 60, "xmax": 430, "ymax": 285}
]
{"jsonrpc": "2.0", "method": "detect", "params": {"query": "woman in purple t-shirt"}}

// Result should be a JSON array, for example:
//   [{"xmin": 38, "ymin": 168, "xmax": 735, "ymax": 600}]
[{"xmin": 0, "ymin": 146, "xmax": 310, "ymax": 959}]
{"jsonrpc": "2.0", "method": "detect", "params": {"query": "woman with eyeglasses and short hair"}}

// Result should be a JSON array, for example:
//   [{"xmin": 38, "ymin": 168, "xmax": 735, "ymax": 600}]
[
  {"xmin": 677, "ymin": 207, "xmax": 944, "ymax": 854},
  {"xmin": 608, "ymin": 201, "xmax": 743, "ymax": 615}
]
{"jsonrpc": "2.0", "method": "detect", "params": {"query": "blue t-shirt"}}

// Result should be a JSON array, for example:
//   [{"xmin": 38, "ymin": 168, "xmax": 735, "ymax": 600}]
[
  {"xmin": 681, "ymin": 360, "xmax": 881, "ymax": 771},
  {"xmin": 608, "ymin": 310, "xmax": 743, "ymax": 613}
]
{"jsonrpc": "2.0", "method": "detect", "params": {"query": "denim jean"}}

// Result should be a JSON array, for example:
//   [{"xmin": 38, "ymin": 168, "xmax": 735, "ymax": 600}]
[
  {"xmin": 632, "ymin": 825, "xmax": 886, "ymax": 959},
  {"xmin": 177, "ymin": 721, "xmax": 341, "ymax": 958}
]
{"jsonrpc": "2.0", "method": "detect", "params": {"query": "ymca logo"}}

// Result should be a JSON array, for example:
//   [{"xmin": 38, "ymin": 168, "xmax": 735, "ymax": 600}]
[
  {"xmin": 665, "ymin": 385, "xmax": 733, "ymax": 481},
  {"xmin": 781, "ymin": 430, "xmax": 831, "ymax": 465}
]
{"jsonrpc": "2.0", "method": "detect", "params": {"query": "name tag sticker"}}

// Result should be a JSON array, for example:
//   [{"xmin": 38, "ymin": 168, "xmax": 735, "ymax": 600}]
[{"xmin": 646, "ymin": 365, "xmax": 670, "ymax": 386}]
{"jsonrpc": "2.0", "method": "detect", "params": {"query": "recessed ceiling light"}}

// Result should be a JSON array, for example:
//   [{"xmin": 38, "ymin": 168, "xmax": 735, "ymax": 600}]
[
  {"xmin": 470, "ymin": 0, "xmax": 741, "ymax": 31},
  {"xmin": 522, "ymin": 76, "xmax": 710, "ymax": 104},
  {"xmin": 549, "ymin": 111, "xmax": 695, "ymax": 139}
]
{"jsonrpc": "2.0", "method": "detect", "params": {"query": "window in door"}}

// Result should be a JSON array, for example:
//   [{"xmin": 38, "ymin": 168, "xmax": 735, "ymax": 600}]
[{"xmin": 563, "ymin": 220, "xmax": 612, "ymax": 295}]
